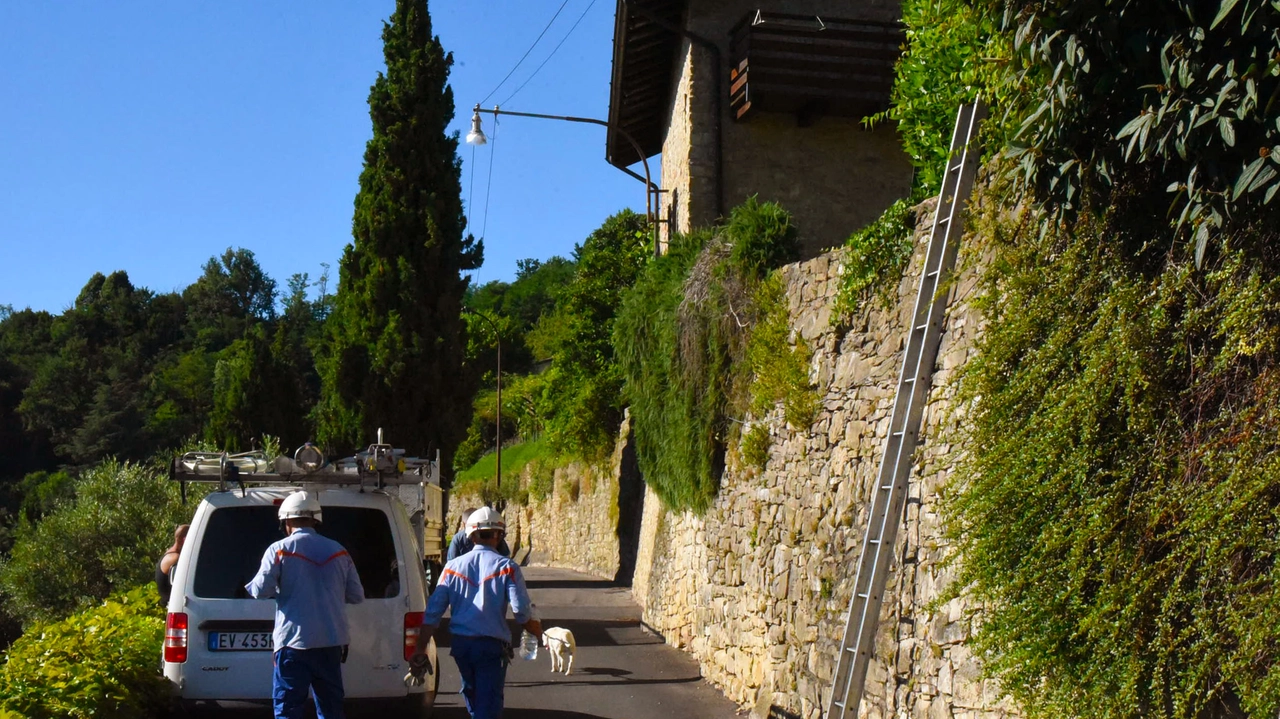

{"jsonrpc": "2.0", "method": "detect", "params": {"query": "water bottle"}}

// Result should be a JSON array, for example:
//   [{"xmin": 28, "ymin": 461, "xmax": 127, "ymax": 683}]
[{"xmin": 518, "ymin": 629, "xmax": 538, "ymax": 661}]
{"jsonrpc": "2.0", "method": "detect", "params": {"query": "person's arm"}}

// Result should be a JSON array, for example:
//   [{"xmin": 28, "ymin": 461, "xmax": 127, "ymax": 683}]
[
  {"xmin": 506, "ymin": 563, "xmax": 541, "ymax": 640},
  {"xmin": 244, "ymin": 547, "xmax": 280, "ymax": 599},
  {"xmin": 159, "ymin": 548, "xmax": 181, "ymax": 575},
  {"xmin": 343, "ymin": 555, "xmax": 365, "ymax": 605},
  {"xmin": 414, "ymin": 578, "xmax": 453, "ymax": 650}
]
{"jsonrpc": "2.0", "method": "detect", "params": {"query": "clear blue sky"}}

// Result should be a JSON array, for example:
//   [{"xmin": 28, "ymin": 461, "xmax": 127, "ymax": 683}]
[{"xmin": 0, "ymin": 1, "xmax": 642, "ymax": 314}]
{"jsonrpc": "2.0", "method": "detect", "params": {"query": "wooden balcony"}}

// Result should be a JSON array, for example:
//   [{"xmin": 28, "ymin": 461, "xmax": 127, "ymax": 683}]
[{"xmin": 729, "ymin": 11, "xmax": 904, "ymax": 124}]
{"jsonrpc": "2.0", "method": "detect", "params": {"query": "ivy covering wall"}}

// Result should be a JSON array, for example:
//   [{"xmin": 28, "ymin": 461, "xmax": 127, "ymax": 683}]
[{"xmin": 862, "ymin": 0, "xmax": 1280, "ymax": 717}]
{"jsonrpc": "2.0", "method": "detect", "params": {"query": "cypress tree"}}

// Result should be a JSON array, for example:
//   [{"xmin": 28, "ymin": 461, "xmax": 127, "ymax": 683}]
[{"xmin": 316, "ymin": 0, "xmax": 481, "ymax": 464}]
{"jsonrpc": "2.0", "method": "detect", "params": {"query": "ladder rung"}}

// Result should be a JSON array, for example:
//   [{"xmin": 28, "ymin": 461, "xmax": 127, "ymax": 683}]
[
  {"xmin": 869, "ymin": 538, "xmax": 881, "ymax": 545},
  {"xmin": 892, "ymin": 431, "xmax": 904, "ymax": 437},
  {"xmin": 927, "ymin": 270, "xmax": 941, "ymax": 278},
  {"xmin": 936, "ymin": 216, "xmax": 951, "ymax": 225},
  {"xmin": 915, "ymin": 324, "xmax": 927, "ymax": 331},
  {"xmin": 880, "ymin": 484, "xmax": 893, "ymax": 490},
  {"xmin": 949, "ymin": 162, "xmax": 964, "ymax": 173},
  {"xmin": 856, "ymin": 592, "xmax": 870, "ymax": 599},
  {"xmin": 902, "ymin": 377, "xmax": 916, "ymax": 384}
]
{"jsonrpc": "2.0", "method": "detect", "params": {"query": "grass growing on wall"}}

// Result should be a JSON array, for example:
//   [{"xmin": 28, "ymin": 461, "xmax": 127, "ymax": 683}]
[
  {"xmin": 453, "ymin": 439, "xmax": 558, "ymax": 506},
  {"xmin": 615, "ymin": 198, "xmax": 802, "ymax": 512},
  {"xmin": 747, "ymin": 274, "xmax": 819, "ymax": 428}
]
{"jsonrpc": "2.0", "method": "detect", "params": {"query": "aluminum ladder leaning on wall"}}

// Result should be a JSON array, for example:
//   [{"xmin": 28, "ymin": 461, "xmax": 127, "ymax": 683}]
[{"xmin": 826, "ymin": 100, "xmax": 987, "ymax": 719}]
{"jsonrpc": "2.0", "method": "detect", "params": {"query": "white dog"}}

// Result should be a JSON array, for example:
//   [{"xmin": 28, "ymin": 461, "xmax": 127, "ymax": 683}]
[{"xmin": 541, "ymin": 626, "xmax": 576, "ymax": 675}]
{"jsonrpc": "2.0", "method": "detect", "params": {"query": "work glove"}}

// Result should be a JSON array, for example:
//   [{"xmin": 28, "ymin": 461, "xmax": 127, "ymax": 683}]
[{"xmin": 403, "ymin": 654, "xmax": 432, "ymax": 688}]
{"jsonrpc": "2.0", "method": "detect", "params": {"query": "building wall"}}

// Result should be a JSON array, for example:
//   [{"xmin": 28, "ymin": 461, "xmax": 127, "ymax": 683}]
[{"xmin": 658, "ymin": 0, "xmax": 914, "ymax": 257}]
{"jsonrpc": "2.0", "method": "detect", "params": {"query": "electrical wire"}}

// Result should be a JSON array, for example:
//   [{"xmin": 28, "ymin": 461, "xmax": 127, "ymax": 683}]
[
  {"xmin": 501, "ymin": 0, "xmax": 599, "ymax": 106},
  {"xmin": 480, "ymin": 116, "xmax": 498, "ymax": 240},
  {"xmin": 479, "ymin": 0, "xmax": 572, "ymax": 106}
]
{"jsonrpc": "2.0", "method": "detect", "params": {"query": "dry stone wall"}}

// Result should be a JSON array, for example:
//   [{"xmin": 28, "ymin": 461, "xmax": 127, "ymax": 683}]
[
  {"xmin": 631, "ymin": 198, "xmax": 1015, "ymax": 719},
  {"xmin": 446, "ymin": 418, "xmax": 636, "ymax": 582}
]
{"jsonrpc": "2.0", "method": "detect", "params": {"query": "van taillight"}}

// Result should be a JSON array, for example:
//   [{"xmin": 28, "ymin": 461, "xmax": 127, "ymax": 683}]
[
  {"xmin": 164, "ymin": 612, "xmax": 189, "ymax": 663},
  {"xmin": 404, "ymin": 611, "xmax": 424, "ymax": 661}
]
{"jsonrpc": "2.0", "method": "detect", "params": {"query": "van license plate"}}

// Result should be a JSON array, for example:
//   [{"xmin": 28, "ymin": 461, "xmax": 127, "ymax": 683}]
[{"xmin": 208, "ymin": 632, "xmax": 273, "ymax": 651}]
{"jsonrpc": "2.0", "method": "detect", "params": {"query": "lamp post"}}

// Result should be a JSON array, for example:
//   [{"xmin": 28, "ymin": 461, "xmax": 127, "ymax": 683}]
[
  {"xmin": 466, "ymin": 104, "xmax": 663, "ymax": 257},
  {"xmin": 465, "ymin": 309, "xmax": 502, "ymax": 501}
]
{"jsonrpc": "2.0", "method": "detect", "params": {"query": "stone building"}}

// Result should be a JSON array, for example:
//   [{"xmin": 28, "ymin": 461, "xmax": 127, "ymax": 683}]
[{"xmin": 606, "ymin": 0, "xmax": 914, "ymax": 257}]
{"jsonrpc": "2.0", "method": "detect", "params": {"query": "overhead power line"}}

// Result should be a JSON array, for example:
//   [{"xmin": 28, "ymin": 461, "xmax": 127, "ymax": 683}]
[
  {"xmin": 479, "ymin": 0, "xmax": 572, "ymax": 106},
  {"xmin": 502, "ymin": 0, "xmax": 600, "ymax": 106}
]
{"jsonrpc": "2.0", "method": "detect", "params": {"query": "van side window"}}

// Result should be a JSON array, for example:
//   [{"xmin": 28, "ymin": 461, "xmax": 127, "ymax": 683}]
[{"xmin": 193, "ymin": 506, "xmax": 400, "ymax": 599}]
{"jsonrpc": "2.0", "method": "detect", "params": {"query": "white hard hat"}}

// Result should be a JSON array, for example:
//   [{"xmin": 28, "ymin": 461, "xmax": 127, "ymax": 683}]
[
  {"xmin": 465, "ymin": 507, "xmax": 505, "ymax": 537},
  {"xmin": 278, "ymin": 492, "xmax": 323, "ymax": 523}
]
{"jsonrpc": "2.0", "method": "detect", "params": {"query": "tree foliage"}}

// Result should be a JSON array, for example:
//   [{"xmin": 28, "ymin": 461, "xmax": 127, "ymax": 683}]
[
  {"xmin": 983, "ymin": 0, "xmax": 1280, "ymax": 261},
  {"xmin": 317, "ymin": 0, "xmax": 481, "ymax": 464},
  {"xmin": 0, "ymin": 460, "xmax": 189, "ymax": 625},
  {"xmin": 534, "ymin": 210, "xmax": 649, "ymax": 459}
]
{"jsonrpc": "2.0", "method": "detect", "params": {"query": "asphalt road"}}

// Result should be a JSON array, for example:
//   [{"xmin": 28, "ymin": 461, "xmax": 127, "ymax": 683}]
[{"xmin": 429, "ymin": 566, "xmax": 745, "ymax": 719}]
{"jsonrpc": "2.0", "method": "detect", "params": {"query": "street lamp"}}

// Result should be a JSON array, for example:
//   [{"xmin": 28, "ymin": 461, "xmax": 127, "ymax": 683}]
[
  {"xmin": 465, "ymin": 309, "xmax": 501, "ymax": 501},
  {"xmin": 466, "ymin": 104, "xmax": 662, "ymax": 256}
]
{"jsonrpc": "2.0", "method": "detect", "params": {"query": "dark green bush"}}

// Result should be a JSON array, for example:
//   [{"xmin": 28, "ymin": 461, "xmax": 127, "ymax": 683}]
[
  {"xmin": 616, "ymin": 199, "xmax": 802, "ymax": 512},
  {"xmin": 0, "ymin": 460, "xmax": 192, "ymax": 625},
  {"xmin": 534, "ymin": 211, "xmax": 650, "ymax": 460},
  {"xmin": 0, "ymin": 586, "xmax": 170, "ymax": 719},
  {"xmin": 724, "ymin": 196, "xmax": 799, "ymax": 275}
]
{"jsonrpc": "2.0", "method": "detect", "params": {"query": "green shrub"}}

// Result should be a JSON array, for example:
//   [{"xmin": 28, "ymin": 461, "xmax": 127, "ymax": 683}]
[
  {"xmin": 616, "ymin": 199, "xmax": 802, "ymax": 512},
  {"xmin": 527, "ymin": 459, "xmax": 555, "ymax": 503},
  {"xmin": 832, "ymin": 198, "xmax": 915, "ymax": 322},
  {"xmin": 0, "ymin": 586, "xmax": 170, "ymax": 719},
  {"xmin": 724, "ymin": 196, "xmax": 799, "ymax": 275},
  {"xmin": 0, "ymin": 460, "xmax": 192, "ymax": 625}
]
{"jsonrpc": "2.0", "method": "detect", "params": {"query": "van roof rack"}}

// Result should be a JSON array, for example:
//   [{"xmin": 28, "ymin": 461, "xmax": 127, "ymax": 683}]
[{"xmin": 170, "ymin": 429, "xmax": 441, "ymax": 500}]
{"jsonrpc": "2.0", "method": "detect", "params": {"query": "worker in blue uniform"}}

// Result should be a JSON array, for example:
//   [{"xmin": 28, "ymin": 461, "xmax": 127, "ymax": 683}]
[
  {"xmin": 246, "ymin": 491, "xmax": 365, "ymax": 719},
  {"xmin": 415, "ymin": 507, "xmax": 541, "ymax": 719}
]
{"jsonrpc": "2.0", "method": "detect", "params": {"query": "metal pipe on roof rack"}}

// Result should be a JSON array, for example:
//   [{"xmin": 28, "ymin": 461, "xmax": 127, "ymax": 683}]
[{"xmin": 620, "ymin": 0, "xmax": 725, "ymax": 220}]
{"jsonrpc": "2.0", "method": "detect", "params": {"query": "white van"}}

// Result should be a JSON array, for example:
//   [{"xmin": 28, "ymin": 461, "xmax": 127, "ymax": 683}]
[{"xmin": 162, "ymin": 451, "xmax": 440, "ymax": 714}]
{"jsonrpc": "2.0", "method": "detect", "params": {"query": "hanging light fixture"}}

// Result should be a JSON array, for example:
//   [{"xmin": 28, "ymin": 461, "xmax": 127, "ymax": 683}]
[{"xmin": 466, "ymin": 104, "xmax": 488, "ymax": 145}]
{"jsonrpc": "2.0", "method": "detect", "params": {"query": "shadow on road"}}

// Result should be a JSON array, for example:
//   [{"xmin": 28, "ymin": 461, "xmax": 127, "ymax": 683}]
[
  {"xmin": 434, "ymin": 618, "xmax": 663, "ymax": 649},
  {"xmin": 507, "ymin": 673, "xmax": 704, "ymax": 689},
  {"xmin": 524, "ymin": 578, "xmax": 620, "ymax": 591},
  {"xmin": 430, "ymin": 709, "xmax": 620, "ymax": 718}
]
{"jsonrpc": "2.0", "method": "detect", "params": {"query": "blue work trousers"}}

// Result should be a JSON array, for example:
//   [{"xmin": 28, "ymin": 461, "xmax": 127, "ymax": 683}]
[
  {"xmin": 273, "ymin": 645, "xmax": 346, "ymax": 719},
  {"xmin": 451, "ymin": 635, "xmax": 509, "ymax": 719}
]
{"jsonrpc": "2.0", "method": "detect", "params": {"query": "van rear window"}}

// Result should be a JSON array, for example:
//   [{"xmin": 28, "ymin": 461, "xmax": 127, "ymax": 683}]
[{"xmin": 193, "ymin": 505, "xmax": 400, "ymax": 599}]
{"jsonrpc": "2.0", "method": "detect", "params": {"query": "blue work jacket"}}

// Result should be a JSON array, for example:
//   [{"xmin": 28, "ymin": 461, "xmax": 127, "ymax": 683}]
[
  {"xmin": 423, "ymin": 544, "xmax": 534, "ymax": 643},
  {"xmin": 245, "ymin": 527, "xmax": 365, "ymax": 651}
]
